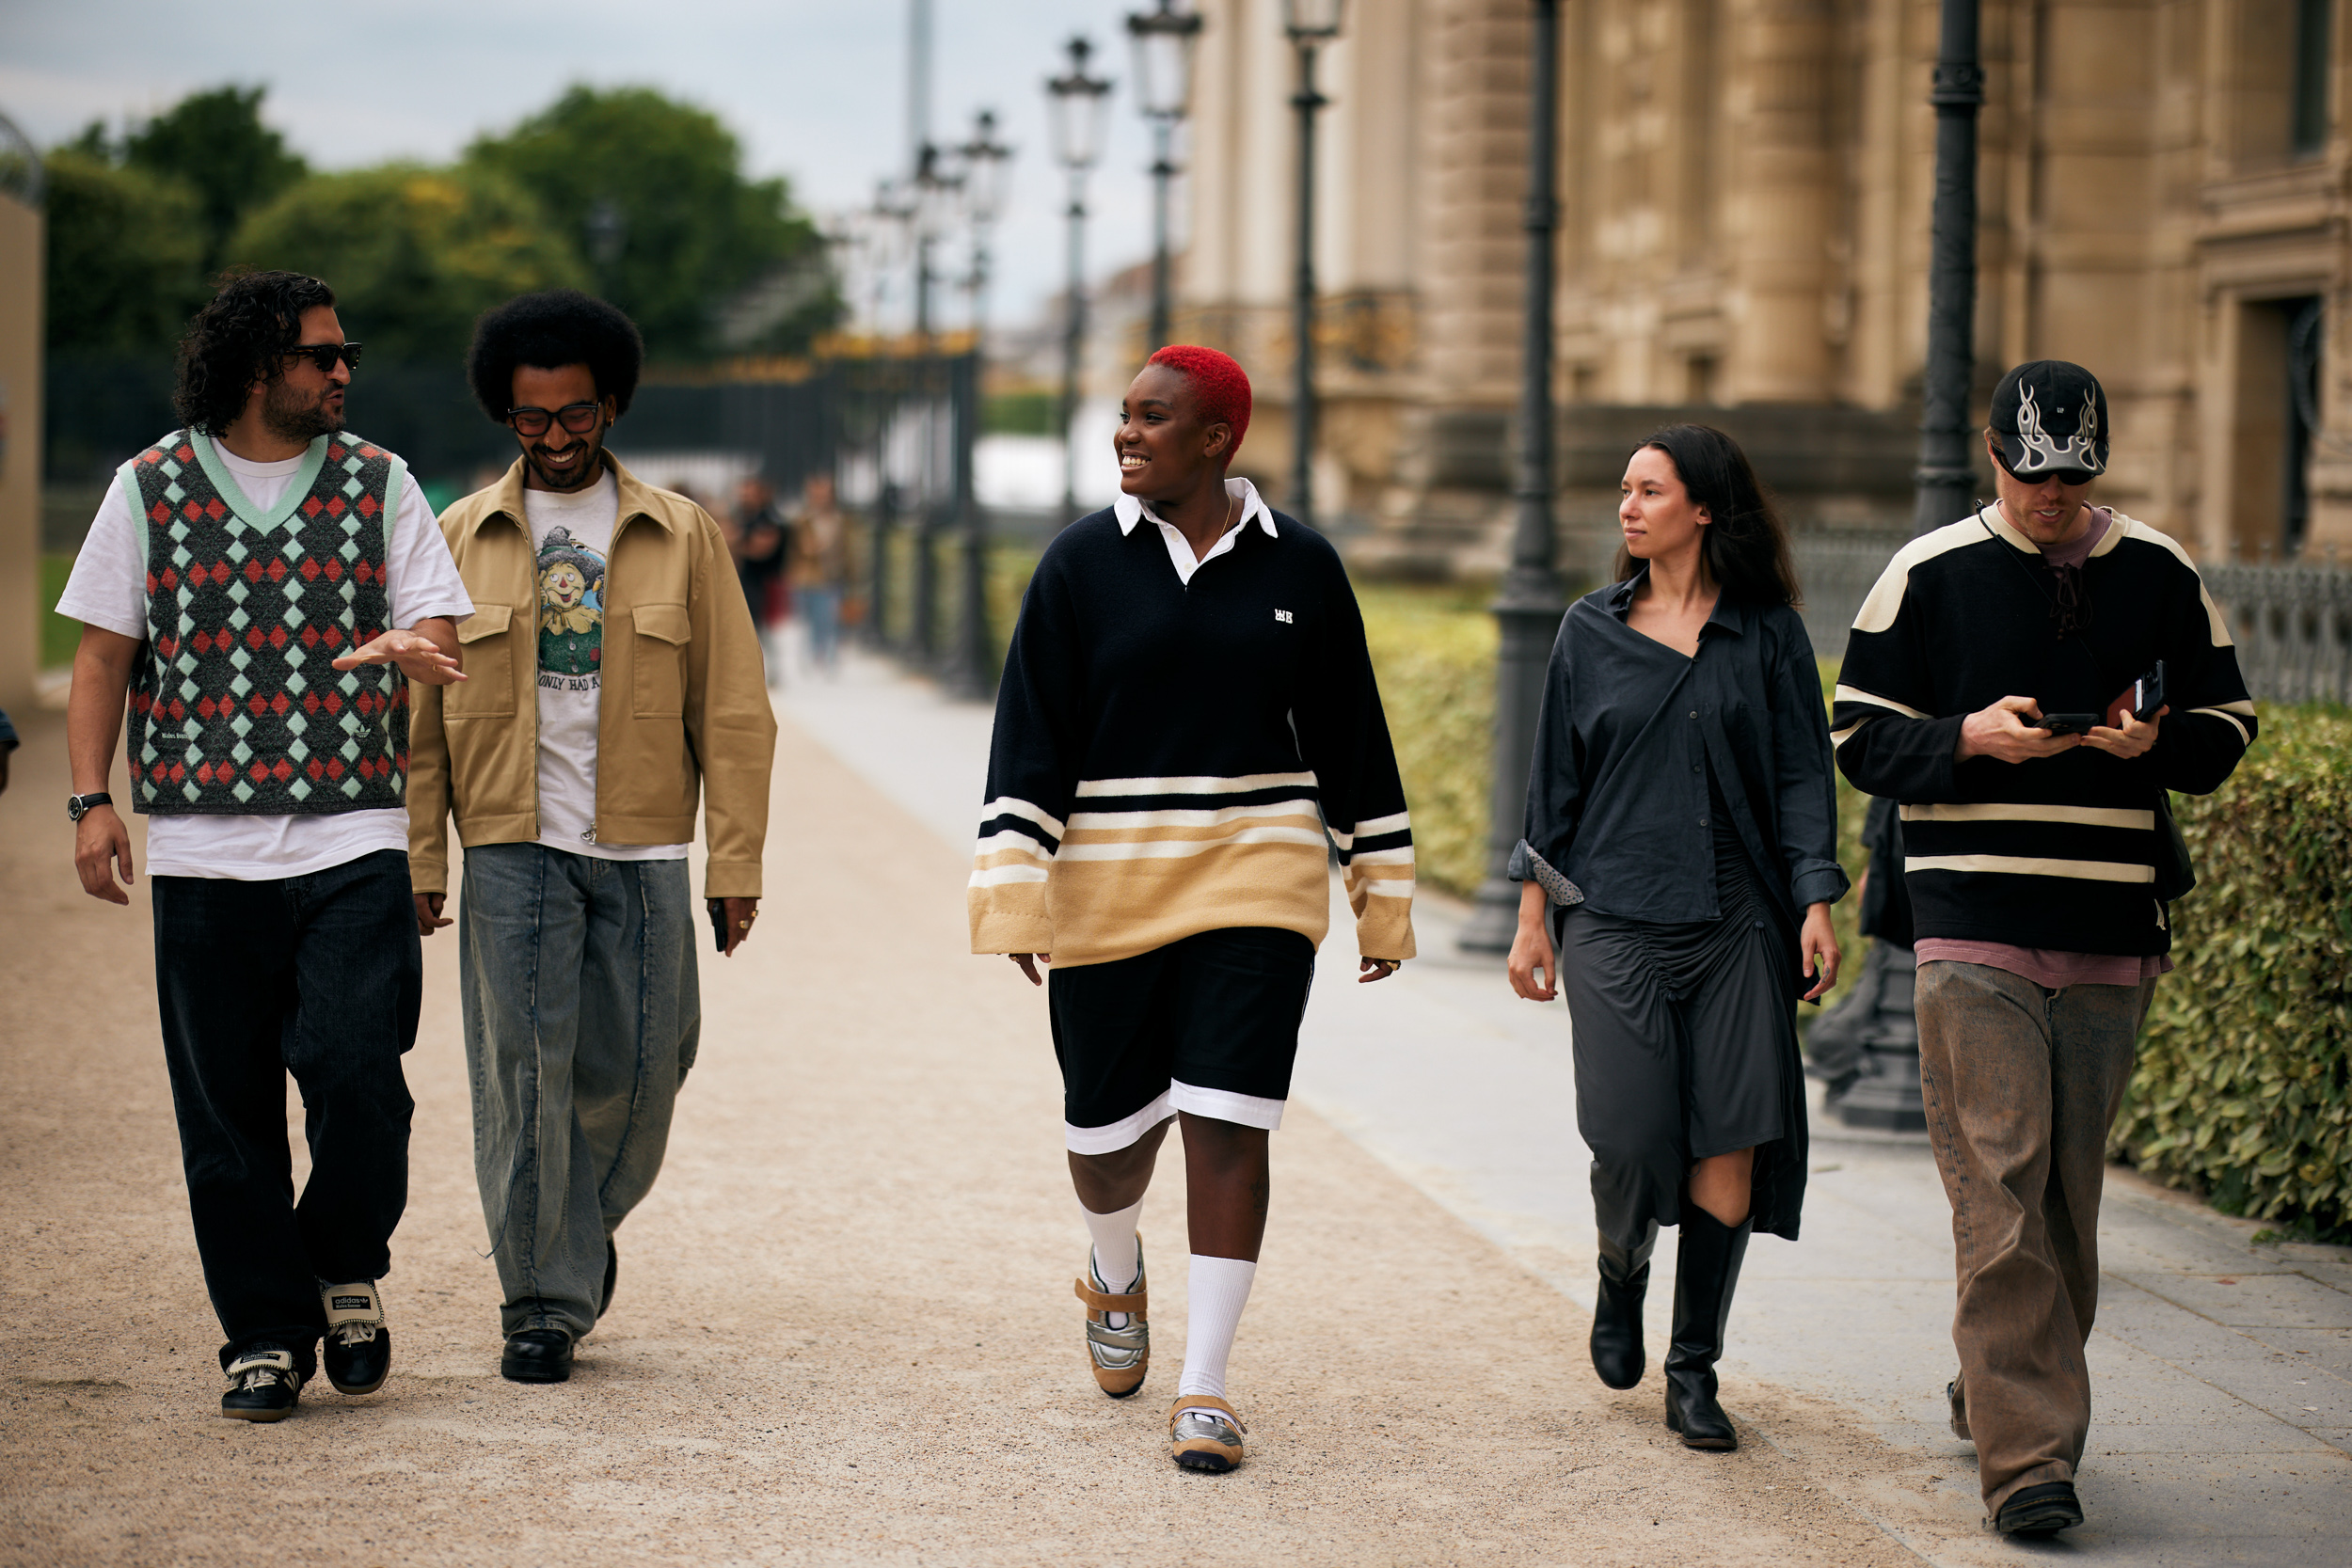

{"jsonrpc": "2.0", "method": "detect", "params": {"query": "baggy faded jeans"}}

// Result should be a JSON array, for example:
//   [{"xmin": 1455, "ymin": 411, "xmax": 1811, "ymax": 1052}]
[
  {"xmin": 1914, "ymin": 959, "xmax": 2153, "ymax": 1515},
  {"xmin": 459, "ymin": 844, "xmax": 700, "ymax": 1339}
]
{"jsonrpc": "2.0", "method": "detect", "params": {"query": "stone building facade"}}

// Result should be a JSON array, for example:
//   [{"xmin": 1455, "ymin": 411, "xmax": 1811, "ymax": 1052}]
[{"xmin": 1170, "ymin": 0, "xmax": 2352, "ymax": 575}]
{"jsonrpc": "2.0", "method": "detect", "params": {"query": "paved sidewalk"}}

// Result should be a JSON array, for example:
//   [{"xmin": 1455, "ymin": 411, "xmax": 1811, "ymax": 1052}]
[
  {"xmin": 0, "ymin": 695, "xmax": 1911, "ymax": 1567},
  {"xmin": 780, "ymin": 649, "xmax": 2352, "ymax": 1566}
]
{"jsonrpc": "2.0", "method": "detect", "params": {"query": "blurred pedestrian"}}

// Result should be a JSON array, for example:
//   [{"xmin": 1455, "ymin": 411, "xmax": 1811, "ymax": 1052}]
[
  {"xmin": 729, "ymin": 476, "xmax": 790, "ymax": 686},
  {"xmin": 791, "ymin": 471, "xmax": 850, "ymax": 675},
  {"xmin": 406, "ymin": 290, "xmax": 777, "ymax": 1385},
  {"xmin": 1506, "ymin": 424, "xmax": 1845, "ymax": 1453},
  {"xmin": 56, "ymin": 269, "xmax": 472, "ymax": 1423},
  {"xmin": 1832, "ymin": 360, "xmax": 2255, "ymax": 1536},
  {"xmin": 0, "ymin": 705, "xmax": 17, "ymax": 794},
  {"xmin": 972, "ymin": 345, "xmax": 1416, "ymax": 1474}
]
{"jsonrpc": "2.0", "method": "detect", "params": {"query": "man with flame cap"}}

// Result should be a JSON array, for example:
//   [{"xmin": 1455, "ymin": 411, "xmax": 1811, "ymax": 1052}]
[{"xmin": 1830, "ymin": 361, "xmax": 2255, "ymax": 1536}]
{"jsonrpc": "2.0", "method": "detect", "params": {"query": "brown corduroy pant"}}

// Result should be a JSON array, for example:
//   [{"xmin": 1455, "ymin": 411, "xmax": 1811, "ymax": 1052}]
[{"xmin": 1914, "ymin": 959, "xmax": 2155, "ymax": 1515}]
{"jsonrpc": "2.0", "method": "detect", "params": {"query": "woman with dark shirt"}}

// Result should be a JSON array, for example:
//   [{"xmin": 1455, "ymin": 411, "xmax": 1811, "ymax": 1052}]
[{"xmin": 1505, "ymin": 424, "xmax": 1846, "ymax": 1450}]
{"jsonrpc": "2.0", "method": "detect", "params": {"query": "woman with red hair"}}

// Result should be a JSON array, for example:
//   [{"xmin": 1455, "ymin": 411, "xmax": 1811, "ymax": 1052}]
[{"xmin": 970, "ymin": 346, "xmax": 1416, "ymax": 1473}]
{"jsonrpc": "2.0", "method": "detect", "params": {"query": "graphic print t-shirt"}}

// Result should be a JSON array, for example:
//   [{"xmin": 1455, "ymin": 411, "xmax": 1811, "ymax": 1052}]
[{"xmin": 522, "ymin": 473, "xmax": 687, "ymax": 862}]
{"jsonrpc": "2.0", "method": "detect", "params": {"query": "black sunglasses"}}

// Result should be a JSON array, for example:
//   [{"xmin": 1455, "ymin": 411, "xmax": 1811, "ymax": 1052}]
[
  {"xmin": 285, "ymin": 341, "xmax": 362, "ymax": 373},
  {"xmin": 506, "ymin": 402, "xmax": 605, "ymax": 438}
]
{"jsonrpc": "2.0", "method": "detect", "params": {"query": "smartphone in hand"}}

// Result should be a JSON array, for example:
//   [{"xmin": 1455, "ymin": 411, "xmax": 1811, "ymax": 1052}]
[{"xmin": 706, "ymin": 898, "xmax": 727, "ymax": 953}]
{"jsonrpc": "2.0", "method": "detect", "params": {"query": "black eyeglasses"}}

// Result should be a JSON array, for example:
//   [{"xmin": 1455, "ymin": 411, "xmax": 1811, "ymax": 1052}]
[
  {"xmin": 505, "ymin": 402, "xmax": 605, "ymax": 437},
  {"xmin": 285, "ymin": 341, "xmax": 362, "ymax": 373}
]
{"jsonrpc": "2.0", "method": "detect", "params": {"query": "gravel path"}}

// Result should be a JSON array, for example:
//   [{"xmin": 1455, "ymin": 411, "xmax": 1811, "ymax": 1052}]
[{"xmin": 4, "ymin": 706, "xmax": 1934, "ymax": 1565}]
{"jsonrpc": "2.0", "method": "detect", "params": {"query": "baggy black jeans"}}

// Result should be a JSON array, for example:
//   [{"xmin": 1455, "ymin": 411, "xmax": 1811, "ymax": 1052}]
[{"xmin": 151, "ymin": 848, "xmax": 420, "ymax": 1381}]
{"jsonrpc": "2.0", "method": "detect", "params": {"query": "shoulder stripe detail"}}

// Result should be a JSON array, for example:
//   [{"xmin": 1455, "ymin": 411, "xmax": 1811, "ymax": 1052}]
[
  {"xmin": 981, "ymin": 796, "xmax": 1066, "ymax": 839},
  {"xmin": 1900, "ymin": 801, "xmax": 2154, "ymax": 831},
  {"xmin": 1851, "ymin": 514, "xmax": 1999, "ymax": 634},
  {"xmin": 1834, "ymin": 685, "xmax": 1930, "ymax": 720},
  {"xmin": 2107, "ymin": 515, "xmax": 2234, "ymax": 649},
  {"xmin": 1905, "ymin": 853, "xmax": 2153, "ymax": 884},
  {"xmin": 1074, "ymin": 771, "xmax": 1319, "ymax": 798},
  {"xmin": 2186, "ymin": 705, "xmax": 2250, "ymax": 746}
]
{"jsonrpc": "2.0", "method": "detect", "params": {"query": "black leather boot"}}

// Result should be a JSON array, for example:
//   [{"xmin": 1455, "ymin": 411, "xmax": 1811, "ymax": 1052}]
[
  {"xmin": 1662, "ymin": 1207, "xmax": 1752, "ymax": 1449},
  {"xmin": 1591, "ymin": 1225, "xmax": 1657, "ymax": 1389}
]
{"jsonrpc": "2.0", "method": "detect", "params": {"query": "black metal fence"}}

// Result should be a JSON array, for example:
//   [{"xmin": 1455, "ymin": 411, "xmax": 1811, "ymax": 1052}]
[{"xmin": 1793, "ymin": 534, "xmax": 2352, "ymax": 705}]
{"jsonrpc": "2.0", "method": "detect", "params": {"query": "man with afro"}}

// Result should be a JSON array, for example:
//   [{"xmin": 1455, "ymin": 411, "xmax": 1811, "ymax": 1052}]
[{"xmin": 406, "ymin": 289, "xmax": 776, "ymax": 1384}]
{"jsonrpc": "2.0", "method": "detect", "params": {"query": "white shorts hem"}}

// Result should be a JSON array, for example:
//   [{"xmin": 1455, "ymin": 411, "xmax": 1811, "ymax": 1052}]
[
  {"xmin": 1065, "ymin": 1092, "xmax": 1175, "ymax": 1155},
  {"xmin": 1168, "ymin": 1079, "xmax": 1286, "ymax": 1132}
]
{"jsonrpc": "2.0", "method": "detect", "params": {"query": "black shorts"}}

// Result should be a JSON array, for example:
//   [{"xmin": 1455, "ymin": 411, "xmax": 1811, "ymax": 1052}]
[{"xmin": 1046, "ymin": 927, "xmax": 1316, "ymax": 1153}]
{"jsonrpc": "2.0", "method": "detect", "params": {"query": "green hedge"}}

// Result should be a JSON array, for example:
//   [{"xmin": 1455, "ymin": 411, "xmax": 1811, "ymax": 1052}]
[
  {"xmin": 1357, "ymin": 585, "xmax": 1498, "ymax": 897},
  {"xmin": 2108, "ymin": 705, "xmax": 2352, "ymax": 1237}
]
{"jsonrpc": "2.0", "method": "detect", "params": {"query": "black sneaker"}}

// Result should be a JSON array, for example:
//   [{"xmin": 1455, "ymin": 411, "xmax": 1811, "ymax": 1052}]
[
  {"xmin": 1994, "ymin": 1481, "xmax": 2084, "ymax": 1536},
  {"xmin": 321, "ymin": 1281, "xmax": 390, "ymax": 1396},
  {"xmin": 220, "ymin": 1346, "xmax": 301, "ymax": 1422}
]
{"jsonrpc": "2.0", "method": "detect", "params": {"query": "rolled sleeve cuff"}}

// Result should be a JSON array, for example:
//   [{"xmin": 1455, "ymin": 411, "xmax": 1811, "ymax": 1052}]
[
  {"xmin": 1510, "ymin": 839, "xmax": 1586, "ymax": 908},
  {"xmin": 1789, "ymin": 859, "xmax": 1850, "ymax": 910}
]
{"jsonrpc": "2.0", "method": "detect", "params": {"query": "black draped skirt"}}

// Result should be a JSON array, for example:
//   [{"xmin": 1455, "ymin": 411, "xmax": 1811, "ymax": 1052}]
[{"xmin": 1551, "ymin": 808, "xmax": 1809, "ymax": 1249}]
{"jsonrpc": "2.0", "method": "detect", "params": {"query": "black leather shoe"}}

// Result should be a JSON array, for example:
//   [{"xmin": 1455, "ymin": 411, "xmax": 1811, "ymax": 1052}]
[
  {"xmin": 1591, "ymin": 1225, "xmax": 1657, "ymax": 1390},
  {"xmin": 599, "ymin": 1239, "xmax": 618, "ymax": 1320},
  {"xmin": 1661, "ymin": 1207, "xmax": 1753, "ymax": 1450},
  {"xmin": 1994, "ymin": 1481, "xmax": 2083, "ymax": 1536},
  {"xmin": 220, "ymin": 1346, "xmax": 302, "ymax": 1422},
  {"xmin": 501, "ymin": 1327, "xmax": 574, "ymax": 1384}
]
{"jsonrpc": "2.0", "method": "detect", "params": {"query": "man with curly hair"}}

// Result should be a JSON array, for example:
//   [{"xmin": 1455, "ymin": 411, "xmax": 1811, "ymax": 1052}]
[
  {"xmin": 406, "ymin": 290, "xmax": 775, "ymax": 1383},
  {"xmin": 56, "ymin": 269, "xmax": 473, "ymax": 1422}
]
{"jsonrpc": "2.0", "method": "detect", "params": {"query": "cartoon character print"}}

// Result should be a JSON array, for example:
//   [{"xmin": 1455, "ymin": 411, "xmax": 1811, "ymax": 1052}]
[{"xmin": 536, "ymin": 525, "xmax": 607, "ymax": 679}]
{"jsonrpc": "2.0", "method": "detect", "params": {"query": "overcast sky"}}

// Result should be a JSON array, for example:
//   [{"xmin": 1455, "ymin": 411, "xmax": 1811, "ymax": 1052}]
[{"xmin": 0, "ymin": 0, "xmax": 1166, "ymax": 333}]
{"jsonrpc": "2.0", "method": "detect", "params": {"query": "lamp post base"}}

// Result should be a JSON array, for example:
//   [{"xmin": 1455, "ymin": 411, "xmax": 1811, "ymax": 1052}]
[{"xmin": 1457, "ymin": 875, "xmax": 1524, "ymax": 955}]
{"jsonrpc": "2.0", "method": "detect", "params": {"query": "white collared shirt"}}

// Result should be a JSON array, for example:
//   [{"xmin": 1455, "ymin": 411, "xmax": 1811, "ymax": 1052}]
[{"xmin": 1112, "ymin": 478, "xmax": 1279, "ymax": 586}]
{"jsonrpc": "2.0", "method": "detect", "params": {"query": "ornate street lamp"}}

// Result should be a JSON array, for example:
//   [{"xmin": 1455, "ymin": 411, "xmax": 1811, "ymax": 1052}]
[
  {"xmin": 1458, "ymin": 0, "xmax": 1567, "ymax": 954},
  {"xmin": 1281, "ymin": 0, "xmax": 1344, "ymax": 529},
  {"xmin": 947, "ymin": 108, "xmax": 1015, "ymax": 702},
  {"xmin": 911, "ymin": 138, "xmax": 965, "ymax": 348},
  {"xmin": 1047, "ymin": 36, "xmax": 1115, "ymax": 524},
  {"xmin": 1127, "ymin": 0, "xmax": 1205, "ymax": 353},
  {"xmin": 959, "ymin": 109, "xmax": 1014, "ymax": 334}
]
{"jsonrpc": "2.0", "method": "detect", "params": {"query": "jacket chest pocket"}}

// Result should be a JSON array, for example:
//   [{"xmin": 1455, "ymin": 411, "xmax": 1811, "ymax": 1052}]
[
  {"xmin": 631, "ymin": 603, "xmax": 691, "ymax": 718},
  {"xmin": 446, "ymin": 604, "xmax": 516, "ymax": 718}
]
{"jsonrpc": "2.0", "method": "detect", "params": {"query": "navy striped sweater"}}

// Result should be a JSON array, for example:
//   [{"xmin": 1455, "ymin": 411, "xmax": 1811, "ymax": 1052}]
[
  {"xmin": 969, "ymin": 504, "xmax": 1415, "ymax": 967},
  {"xmin": 1832, "ymin": 505, "xmax": 2255, "ymax": 955}
]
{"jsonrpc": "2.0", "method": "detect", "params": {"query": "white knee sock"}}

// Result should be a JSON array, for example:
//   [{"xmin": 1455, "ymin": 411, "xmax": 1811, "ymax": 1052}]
[
  {"xmin": 1081, "ymin": 1199, "xmax": 1143, "ymax": 1327},
  {"xmin": 1176, "ymin": 1254, "xmax": 1258, "ymax": 1404}
]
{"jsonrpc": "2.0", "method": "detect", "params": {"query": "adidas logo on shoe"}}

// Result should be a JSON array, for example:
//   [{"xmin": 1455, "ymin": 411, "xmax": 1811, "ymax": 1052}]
[{"xmin": 320, "ymin": 1280, "xmax": 391, "ymax": 1397}]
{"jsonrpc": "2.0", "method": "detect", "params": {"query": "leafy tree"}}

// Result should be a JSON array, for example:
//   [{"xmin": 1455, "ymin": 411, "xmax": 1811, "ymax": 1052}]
[
  {"xmin": 228, "ymin": 165, "xmax": 590, "ymax": 364},
  {"xmin": 121, "ymin": 86, "xmax": 307, "ymax": 275},
  {"xmin": 42, "ymin": 145, "xmax": 206, "ymax": 355},
  {"xmin": 465, "ymin": 86, "xmax": 837, "ymax": 360}
]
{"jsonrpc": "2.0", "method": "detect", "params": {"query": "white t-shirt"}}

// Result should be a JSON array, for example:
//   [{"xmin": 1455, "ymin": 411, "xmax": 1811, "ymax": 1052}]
[
  {"xmin": 522, "ymin": 474, "xmax": 688, "ymax": 862},
  {"xmin": 56, "ymin": 438, "xmax": 473, "ymax": 879}
]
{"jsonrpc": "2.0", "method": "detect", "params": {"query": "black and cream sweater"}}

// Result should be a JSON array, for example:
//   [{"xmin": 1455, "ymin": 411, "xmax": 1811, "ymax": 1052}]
[
  {"xmin": 969, "ymin": 496, "xmax": 1415, "ymax": 968},
  {"xmin": 1832, "ymin": 505, "xmax": 2255, "ymax": 956}
]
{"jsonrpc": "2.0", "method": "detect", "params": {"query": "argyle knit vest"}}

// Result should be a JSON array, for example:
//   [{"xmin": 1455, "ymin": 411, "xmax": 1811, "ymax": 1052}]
[{"xmin": 122, "ymin": 429, "xmax": 409, "ymax": 816}]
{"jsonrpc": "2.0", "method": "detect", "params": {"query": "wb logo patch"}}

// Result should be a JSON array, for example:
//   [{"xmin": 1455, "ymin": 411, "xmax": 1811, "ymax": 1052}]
[{"xmin": 1274, "ymin": 609, "xmax": 1294, "ymax": 624}]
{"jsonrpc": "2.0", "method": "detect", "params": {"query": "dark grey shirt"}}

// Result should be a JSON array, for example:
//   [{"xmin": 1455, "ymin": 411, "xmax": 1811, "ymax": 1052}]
[{"xmin": 1509, "ymin": 569, "xmax": 1848, "ymax": 937}]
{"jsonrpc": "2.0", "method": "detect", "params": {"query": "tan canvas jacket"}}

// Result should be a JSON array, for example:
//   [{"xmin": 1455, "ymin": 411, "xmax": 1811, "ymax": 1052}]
[{"xmin": 406, "ymin": 453, "xmax": 777, "ymax": 898}]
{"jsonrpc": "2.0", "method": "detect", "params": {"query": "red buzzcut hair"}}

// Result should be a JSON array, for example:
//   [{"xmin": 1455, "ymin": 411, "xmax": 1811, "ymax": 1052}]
[{"xmin": 1146, "ymin": 344, "xmax": 1251, "ymax": 461}]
